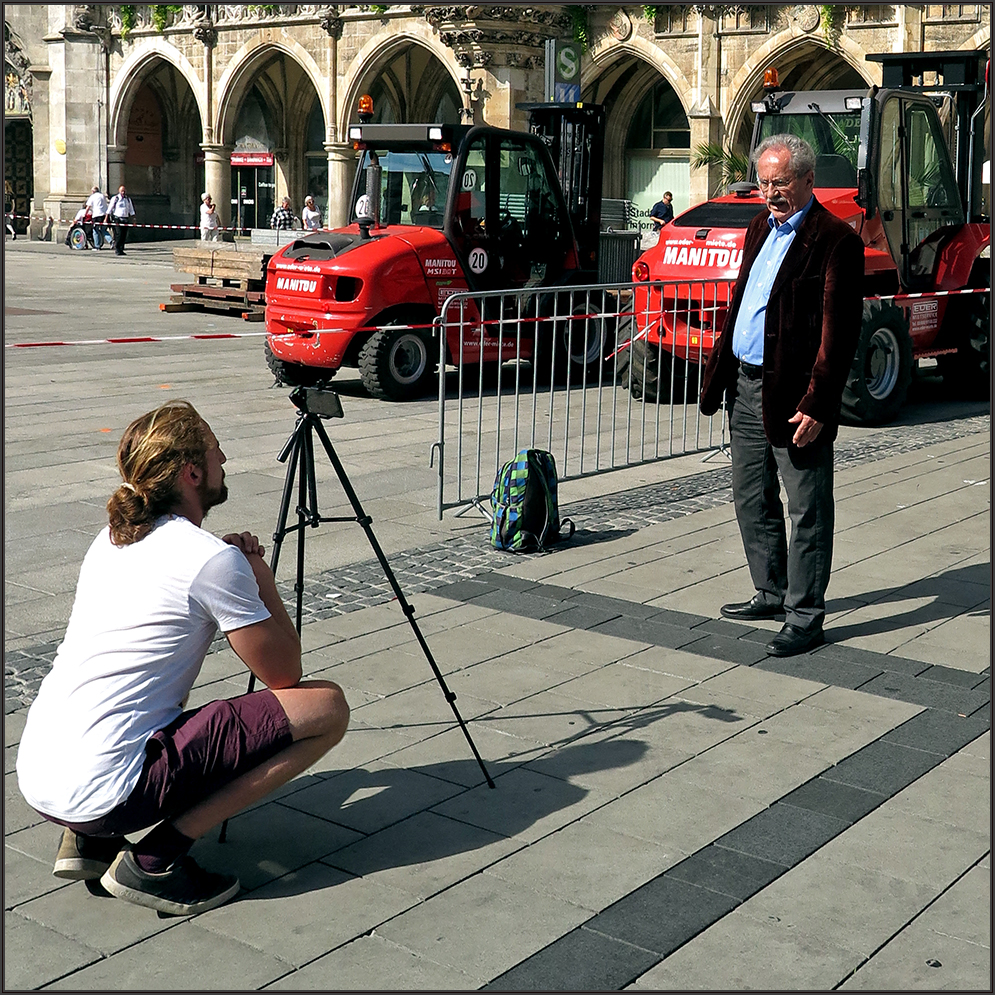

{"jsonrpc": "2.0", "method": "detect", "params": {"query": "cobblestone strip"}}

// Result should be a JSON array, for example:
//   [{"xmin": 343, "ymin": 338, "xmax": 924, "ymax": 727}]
[{"xmin": 4, "ymin": 414, "xmax": 988, "ymax": 712}]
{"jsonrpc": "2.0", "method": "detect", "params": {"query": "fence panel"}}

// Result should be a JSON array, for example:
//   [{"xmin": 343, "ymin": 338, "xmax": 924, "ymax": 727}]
[{"xmin": 434, "ymin": 278, "xmax": 734, "ymax": 518}]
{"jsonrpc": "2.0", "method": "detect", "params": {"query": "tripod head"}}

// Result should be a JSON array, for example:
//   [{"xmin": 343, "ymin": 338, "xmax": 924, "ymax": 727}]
[{"xmin": 290, "ymin": 385, "xmax": 344, "ymax": 420}]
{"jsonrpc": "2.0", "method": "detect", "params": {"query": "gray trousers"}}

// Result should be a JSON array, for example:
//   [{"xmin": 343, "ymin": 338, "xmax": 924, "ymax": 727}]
[{"xmin": 728, "ymin": 368, "xmax": 834, "ymax": 631}]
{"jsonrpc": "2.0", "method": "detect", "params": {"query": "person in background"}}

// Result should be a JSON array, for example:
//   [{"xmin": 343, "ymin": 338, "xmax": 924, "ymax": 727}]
[
  {"xmin": 301, "ymin": 195, "xmax": 322, "ymax": 231},
  {"xmin": 107, "ymin": 185, "xmax": 136, "ymax": 256},
  {"xmin": 200, "ymin": 192, "xmax": 221, "ymax": 242},
  {"xmin": 649, "ymin": 191, "xmax": 674, "ymax": 233},
  {"xmin": 86, "ymin": 186, "xmax": 109, "ymax": 248},
  {"xmin": 270, "ymin": 196, "xmax": 297, "ymax": 231}
]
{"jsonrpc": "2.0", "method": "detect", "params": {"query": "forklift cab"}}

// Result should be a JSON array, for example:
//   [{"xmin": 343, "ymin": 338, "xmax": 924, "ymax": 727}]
[{"xmin": 446, "ymin": 127, "xmax": 574, "ymax": 292}]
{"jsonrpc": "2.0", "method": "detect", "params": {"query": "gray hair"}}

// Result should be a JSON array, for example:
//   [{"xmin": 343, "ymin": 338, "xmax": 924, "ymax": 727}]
[
  {"xmin": 752, "ymin": 134, "xmax": 816, "ymax": 178},
  {"xmin": 201, "ymin": 192, "xmax": 210, "ymax": 201}
]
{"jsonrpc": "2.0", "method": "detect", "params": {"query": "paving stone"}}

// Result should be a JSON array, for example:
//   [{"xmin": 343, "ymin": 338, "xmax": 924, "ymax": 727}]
[
  {"xmin": 566, "ymin": 591, "xmax": 662, "ymax": 620},
  {"xmin": 664, "ymin": 844, "xmax": 787, "ymax": 901},
  {"xmin": 432, "ymin": 578, "xmax": 502, "ymax": 601},
  {"xmin": 4, "ymin": 910, "xmax": 103, "ymax": 991},
  {"xmin": 714, "ymin": 802, "xmax": 849, "ymax": 866},
  {"xmin": 677, "ymin": 632, "xmax": 772, "ymax": 666},
  {"xmin": 916, "ymin": 663, "xmax": 990, "ymax": 687},
  {"xmin": 647, "ymin": 607, "xmax": 712, "ymax": 629},
  {"xmin": 585, "ymin": 874, "xmax": 739, "ymax": 956},
  {"xmin": 198, "ymin": 861, "xmax": 419, "ymax": 969},
  {"xmin": 821, "ymin": 740, "xmax": 943, "ymax": 796},
  {"xmin": 813, "ymin": 642, "xmax": 931, "ymax": 677},
  {"xmin": 690, "ymin": 618, "xmax": 758, "ymax": 639},
  {"xmin": 483, "ymin": 925, "xmax": 662, "ymax": 991},
  {"xmin": 42, "ymin": 919, "xmax": 289, "ymax": 990},
  {"xmin": 882, "ymin": 707, "xmax": 991, "ymax": 757},
  {"xmin": 779, "ymin": 777, "xmax": 887, "ymax": 825},
  {"xmin": 545, "ymin": 605, "xmax": 624, "ymax": 630},
  {"xmin": 471, "ymin": 589, "xmax": 577, "ymax": 620},
  {"xmin": 591, "ymin": 616, "xmax": 699, "ymax": 649},
  {"xmin": 858, "ymin": 672, "xmax": 991, "ymax": 715},
  {"xmin": 753, "ymin": 654, "xmax": 884, "ymax": 690}
]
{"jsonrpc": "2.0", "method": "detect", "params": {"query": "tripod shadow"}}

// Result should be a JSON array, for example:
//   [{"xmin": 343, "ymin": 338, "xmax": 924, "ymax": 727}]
[
  {"xmin": 205, "ymin": 697, "xmax": 743, "ymax": 902},
  {"xmin": 827, "ymin": 562, "xmax": 990, "ymax": 643}
]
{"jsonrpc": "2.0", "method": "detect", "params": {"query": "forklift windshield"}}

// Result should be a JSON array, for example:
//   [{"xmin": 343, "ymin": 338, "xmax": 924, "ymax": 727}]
[
  {"xmin": 756, "ymin": 111, "xmax": 861, "ymax": 186},
  {"xmin": 351, "ymin": 150, "xmax": 453, "ymax": 227}
]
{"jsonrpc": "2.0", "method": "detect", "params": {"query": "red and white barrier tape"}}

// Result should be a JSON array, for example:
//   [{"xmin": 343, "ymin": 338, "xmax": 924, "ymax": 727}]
[
  {"xmin": 869, "ymin": 287, "xmax": 990, "ymax": 301},
  {"xmin": 6, "ymin": 332, "xmax": 267, "ymax": 349},
  {"xmin": 7, "ymin": 212, "xmax": 247, "ymax": 232}
]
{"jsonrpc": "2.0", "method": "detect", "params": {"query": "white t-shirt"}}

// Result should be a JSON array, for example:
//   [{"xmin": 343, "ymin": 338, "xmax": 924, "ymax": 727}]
[
  {"xmin": 16, "ymin": 516, "xmax": 271, "ymax": 822},
  {"xmin": 108, "ymin": 193, "xmax": 135, "ymax": 219},
  {"xmin": 200, "ymin": 201, "xmax": 219, "ymax": 229},
  {"xmin": 301, "ymin": 205, "xmax": 322, "ymax": 230},
  {"xmin": 86, "ymin": 191, "xmax": 109, "ymax": 217}
]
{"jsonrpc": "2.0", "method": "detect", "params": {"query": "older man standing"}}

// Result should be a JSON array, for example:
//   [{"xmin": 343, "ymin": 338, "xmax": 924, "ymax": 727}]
[{"xmin": 699, "ymin": 134, "xmax": 864, "ymax": 657}]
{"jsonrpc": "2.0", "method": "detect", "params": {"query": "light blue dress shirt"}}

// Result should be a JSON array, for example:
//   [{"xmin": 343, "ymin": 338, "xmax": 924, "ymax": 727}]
[{"xmin": 732, "ymin": 196, "xmax": 815, "ymax": 366}]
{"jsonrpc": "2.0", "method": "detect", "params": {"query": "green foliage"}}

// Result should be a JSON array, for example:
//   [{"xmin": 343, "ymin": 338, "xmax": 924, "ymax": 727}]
[
  {"xmin": 642, "ymin": 5, "xmax": 660, "ymax": 21},
  {"xmin": 570, "ymin": 6, "xmax": 589, "ymax": 51},
  {"xmin": 247, "ymin": 4, "xmax": 283, "ymax": 14},
  {"xmin": 819, "ymin": 5, "xmax": 856, "ymax": 48},
  {"xmin": 150, "ymin": 5, "xmax": 183, "ymax": 33},
  {"xmin": 690, "ymin": 142, "xmax": 751, "ymax": 196},
  {"xmin": 119, "ymin": 4, "xmax": 136, "ymax": 38}
]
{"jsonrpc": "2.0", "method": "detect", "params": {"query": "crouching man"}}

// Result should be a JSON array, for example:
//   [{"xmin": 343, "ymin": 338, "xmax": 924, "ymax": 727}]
[{"xmin": 16, "ymin": 400, "xmax": 349, "ymax": 916}]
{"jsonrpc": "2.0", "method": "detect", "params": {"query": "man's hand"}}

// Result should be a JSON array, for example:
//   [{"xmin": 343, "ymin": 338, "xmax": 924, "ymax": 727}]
[
  {"xmin": 222, "ymin": 531, "xmax": 266, "ymax": 559},
  {"xmin": 788, "ymin": 411, "xmax": 823, "ymax": 447}
]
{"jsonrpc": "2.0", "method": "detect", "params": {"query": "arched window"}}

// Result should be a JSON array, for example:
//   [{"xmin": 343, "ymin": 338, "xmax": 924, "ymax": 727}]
[
  {"xmin": 305, "ymin": 97, "xmax": 327, "ymax": 217},
  {"xmin": 624, "ymin": 80, "xmax": 690, "ymax": 235}
]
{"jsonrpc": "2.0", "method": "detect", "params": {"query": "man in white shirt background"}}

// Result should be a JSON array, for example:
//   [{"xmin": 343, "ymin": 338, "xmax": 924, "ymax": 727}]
[
  {"xmin": 200, "ymin": 191, "xmax": 221, "ymax": 241},
  {"xmin": 85, "ymin": 185, "xmax": 109, "ymax": 248},
  {"xmin": 106, "ymin": 184, "xmax": 136, "ymax": 255},
  {"xmin": 16, "ymin": 400, "xmax": 350, "ymax": 916}
]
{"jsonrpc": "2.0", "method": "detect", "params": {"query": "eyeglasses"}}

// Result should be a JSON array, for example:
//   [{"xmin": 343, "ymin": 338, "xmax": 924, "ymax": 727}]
[{"xmin": 756, "ymin": 176, "xmax": 796, "ymax": 191}]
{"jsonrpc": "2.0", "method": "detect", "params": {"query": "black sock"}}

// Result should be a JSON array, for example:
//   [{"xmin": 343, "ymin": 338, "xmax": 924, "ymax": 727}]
[{"xmin": 132, "ymin": 821, "xmax": 194, "ymax": 874}]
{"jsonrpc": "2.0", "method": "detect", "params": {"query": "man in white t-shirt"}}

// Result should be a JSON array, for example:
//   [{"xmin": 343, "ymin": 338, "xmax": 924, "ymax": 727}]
[
  {"xmin": 200, "ymin": 192, "xmax": 221, "ymax": 241},
  {"xmin": 106, "ymin": 184, "xmax": 136, "ymax": 255},
  {"xmin": 85, "ymin": 186, "xmax": 109, "ymax": 248},
  {"xmin": 16, "ymin": 400, "xmax": 349, "ymax": 916}
]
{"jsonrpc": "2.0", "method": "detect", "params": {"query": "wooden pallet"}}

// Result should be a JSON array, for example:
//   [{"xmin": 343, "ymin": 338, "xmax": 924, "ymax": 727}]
[{"xmin": 164, "ymin": 245, "xmax": 271, "ymax": 320}]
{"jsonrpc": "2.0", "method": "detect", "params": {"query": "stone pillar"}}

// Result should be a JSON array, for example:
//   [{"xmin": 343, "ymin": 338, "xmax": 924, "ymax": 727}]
[
  {"xmin": 689, "ymin": 101, "xmax": 724, "ymax": 204},
  {"xmin": 107, "ymin": 144, "xmax": 127, "ymax": 196},
  {"xmin": 201, "ymin": 143, "xmax": 231, "ymax": 230},
  {"xmin": 325, "ymin": 141, "xmax": 356, "ymax": 229}
]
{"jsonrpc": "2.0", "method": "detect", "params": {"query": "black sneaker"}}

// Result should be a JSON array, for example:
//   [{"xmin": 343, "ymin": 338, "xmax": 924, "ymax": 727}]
[
  {"xmin": 53, "ymin": 827, "xmax": 125, "ymax": 880},
  {"xmin": 100, "ymin": 848, "xmax": 239, "ymax": 915}
]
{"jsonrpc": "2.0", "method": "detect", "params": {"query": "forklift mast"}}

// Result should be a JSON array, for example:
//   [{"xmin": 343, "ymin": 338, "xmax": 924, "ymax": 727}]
[
  {"xmin": 866, "ymin": 50, "xmax": 990, "ymax": 222},
  {"xmin": 518, "ymin": 102, "xmax": 606, "ymax": 276}
]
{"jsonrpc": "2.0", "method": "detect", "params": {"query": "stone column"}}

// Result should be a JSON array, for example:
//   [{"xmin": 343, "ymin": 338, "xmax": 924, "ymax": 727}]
[
  {"xmin": 689, "ymin": 101, "xmax": 724, "ymax": 204},
  {"xmin": 201, "ymin": 143, "xmax": 231, "ymax": 230},
  {"xmin": 325, "ymin": 141, "xmax": 356, "ymax": 229},
  {"xmin": 106, "ymin": 144, "xmax": 127, "ymax": 196}
]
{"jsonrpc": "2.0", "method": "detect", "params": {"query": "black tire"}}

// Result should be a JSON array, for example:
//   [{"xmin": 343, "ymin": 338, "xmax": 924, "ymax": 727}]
[
  {"xmin": 937, "ymin": 291, "xmax": 990, "ymax": 400},
  {"xmin": 840, "ymin": 301, "xmax": 912, "ymax": 425},
  {"xmin": 534, "ymin": 291, "xmax": 611, "ymax": 385},
  {"xmin": 264, "ymin": 341, "xmax": 333, "ymax": 388},
  {"xmin": 616, "ymin": 326, "xmax": 698, "ymax": 404},
  {"xmin": 358, "ymin": 325, "xmax": 434, "ymax": 401}
]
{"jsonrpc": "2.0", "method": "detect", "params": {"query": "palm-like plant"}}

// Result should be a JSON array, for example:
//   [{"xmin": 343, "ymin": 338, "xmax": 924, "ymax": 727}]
[{"xmin": 690, "ymin": 143, "xmax": 752, "ymax": 196}]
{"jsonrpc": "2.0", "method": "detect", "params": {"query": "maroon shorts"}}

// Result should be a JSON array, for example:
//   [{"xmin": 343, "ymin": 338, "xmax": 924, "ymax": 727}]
[{"xmin": 44, "ymin": 690, "xmax": 293, "ymax": 838}]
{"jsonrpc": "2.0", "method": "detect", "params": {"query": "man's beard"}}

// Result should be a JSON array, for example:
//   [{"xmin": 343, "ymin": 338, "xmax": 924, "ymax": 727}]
[{"xmin": 197, "ymin": 475, "xmax": 228, "ymax": 518}]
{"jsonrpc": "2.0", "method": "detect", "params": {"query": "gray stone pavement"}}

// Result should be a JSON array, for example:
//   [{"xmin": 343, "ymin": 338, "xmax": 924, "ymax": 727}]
[{"xmin": 4, "ymin": 238, "xmax": 991, "ymax": 990}]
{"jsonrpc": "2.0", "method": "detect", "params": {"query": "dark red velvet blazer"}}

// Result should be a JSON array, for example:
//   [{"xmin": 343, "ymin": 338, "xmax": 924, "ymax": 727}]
[{"xmin": 699, "ymin": 197, "xmax": 865, "ymax": 447}]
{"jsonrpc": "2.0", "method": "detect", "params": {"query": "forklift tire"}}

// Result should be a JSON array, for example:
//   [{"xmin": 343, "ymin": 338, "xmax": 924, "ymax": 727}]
[
  {"xmin": 618, "ymin": 334, "xmax": 698, "ymax": 404},
  {"xmin": 937, "ymin": 291, "xmax": 990, "ymax": 400},
  {"xmin": 840, "ymin": 301, "xmax": 912, "ymax": 425},
  {"xmin": 534, "ymin": 292, "xmax": 611, "ymax": 385},
  {"xmin": 359, "ymin": 325, "xmax": 434, "ymax": 401},
  {"xmin": 264, "ymin": 341, "xmax": 333, "ymax": 388}
]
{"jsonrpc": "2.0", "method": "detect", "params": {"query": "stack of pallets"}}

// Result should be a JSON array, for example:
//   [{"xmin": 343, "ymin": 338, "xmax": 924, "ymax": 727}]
[{"xmin": 162, "ymin": 245, "xmax": 271, "ymax": 320}]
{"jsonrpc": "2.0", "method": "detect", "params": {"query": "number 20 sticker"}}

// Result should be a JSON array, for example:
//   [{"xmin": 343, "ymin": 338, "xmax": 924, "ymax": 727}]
[
  {"xmin": 468, "ymin": 247, "xmax": 488, "ymax": 273},
  {"xmin": 462, "ymin": 170, "xmax": 478, "ymax": 190}
]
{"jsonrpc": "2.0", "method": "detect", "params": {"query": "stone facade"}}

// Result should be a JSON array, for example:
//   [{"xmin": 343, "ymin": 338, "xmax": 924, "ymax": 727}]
[{"xmin": 4, "ymin": 4, "xmax": 990, "ymax": 239}]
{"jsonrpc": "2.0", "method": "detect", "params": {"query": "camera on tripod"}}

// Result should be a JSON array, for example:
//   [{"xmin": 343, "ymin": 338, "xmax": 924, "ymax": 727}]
[{"xmin": 290, "ymin": 385, "xmax": 344, "ymax": 420}]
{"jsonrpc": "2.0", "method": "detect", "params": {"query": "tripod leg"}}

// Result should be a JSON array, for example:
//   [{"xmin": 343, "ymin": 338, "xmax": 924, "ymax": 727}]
[{"xmin": 311, "ymin": 417, "xmax": 495, "ymax": 788}]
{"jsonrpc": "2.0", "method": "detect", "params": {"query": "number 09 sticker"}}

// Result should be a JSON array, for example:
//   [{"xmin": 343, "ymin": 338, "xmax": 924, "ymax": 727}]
[{"xmin": 468, "ymin": 247, "xmax": 488, "ymax": 274}]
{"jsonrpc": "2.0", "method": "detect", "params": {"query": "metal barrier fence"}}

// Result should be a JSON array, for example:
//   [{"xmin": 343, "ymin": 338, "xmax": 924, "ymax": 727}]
[{"xmin": 433, "ymin": 278, "xmax": 735, "ymax": 519}]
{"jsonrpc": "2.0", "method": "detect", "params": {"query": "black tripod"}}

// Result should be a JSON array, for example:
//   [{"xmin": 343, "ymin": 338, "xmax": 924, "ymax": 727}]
[{"xmin": 247, "ymin": 386, "xmax": 494, "ymax": 784}]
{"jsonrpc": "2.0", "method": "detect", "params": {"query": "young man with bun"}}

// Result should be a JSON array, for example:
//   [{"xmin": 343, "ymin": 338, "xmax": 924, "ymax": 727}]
[{"xmin": 16, "ymin": 400, "xmax": 349, "ymax": 915}]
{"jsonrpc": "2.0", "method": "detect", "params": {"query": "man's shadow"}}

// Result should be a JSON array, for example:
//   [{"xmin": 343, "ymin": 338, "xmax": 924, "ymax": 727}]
[
  {"xmin": 199, "ymin": 699, "xmax": 744, "ymax": 900},
  {"xmin": 828, "ymin": 562, "xmax": 989, "ymax": 642}
]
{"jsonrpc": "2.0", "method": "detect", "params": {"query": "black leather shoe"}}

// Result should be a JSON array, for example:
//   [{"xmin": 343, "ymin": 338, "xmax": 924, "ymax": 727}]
[
  {"xmin": 766, "ymin": 623, "xmax": 824, "ymax": 657},
  {"xmin": 720, "ymin": 595, "xmax": 784, "ymax": 621}
]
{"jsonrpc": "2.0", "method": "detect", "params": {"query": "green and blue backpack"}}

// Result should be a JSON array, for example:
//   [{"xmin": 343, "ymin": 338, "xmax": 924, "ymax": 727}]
[{"xmin": 489, "ymin": 448, "xmax": 575, "ymax": 552}]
